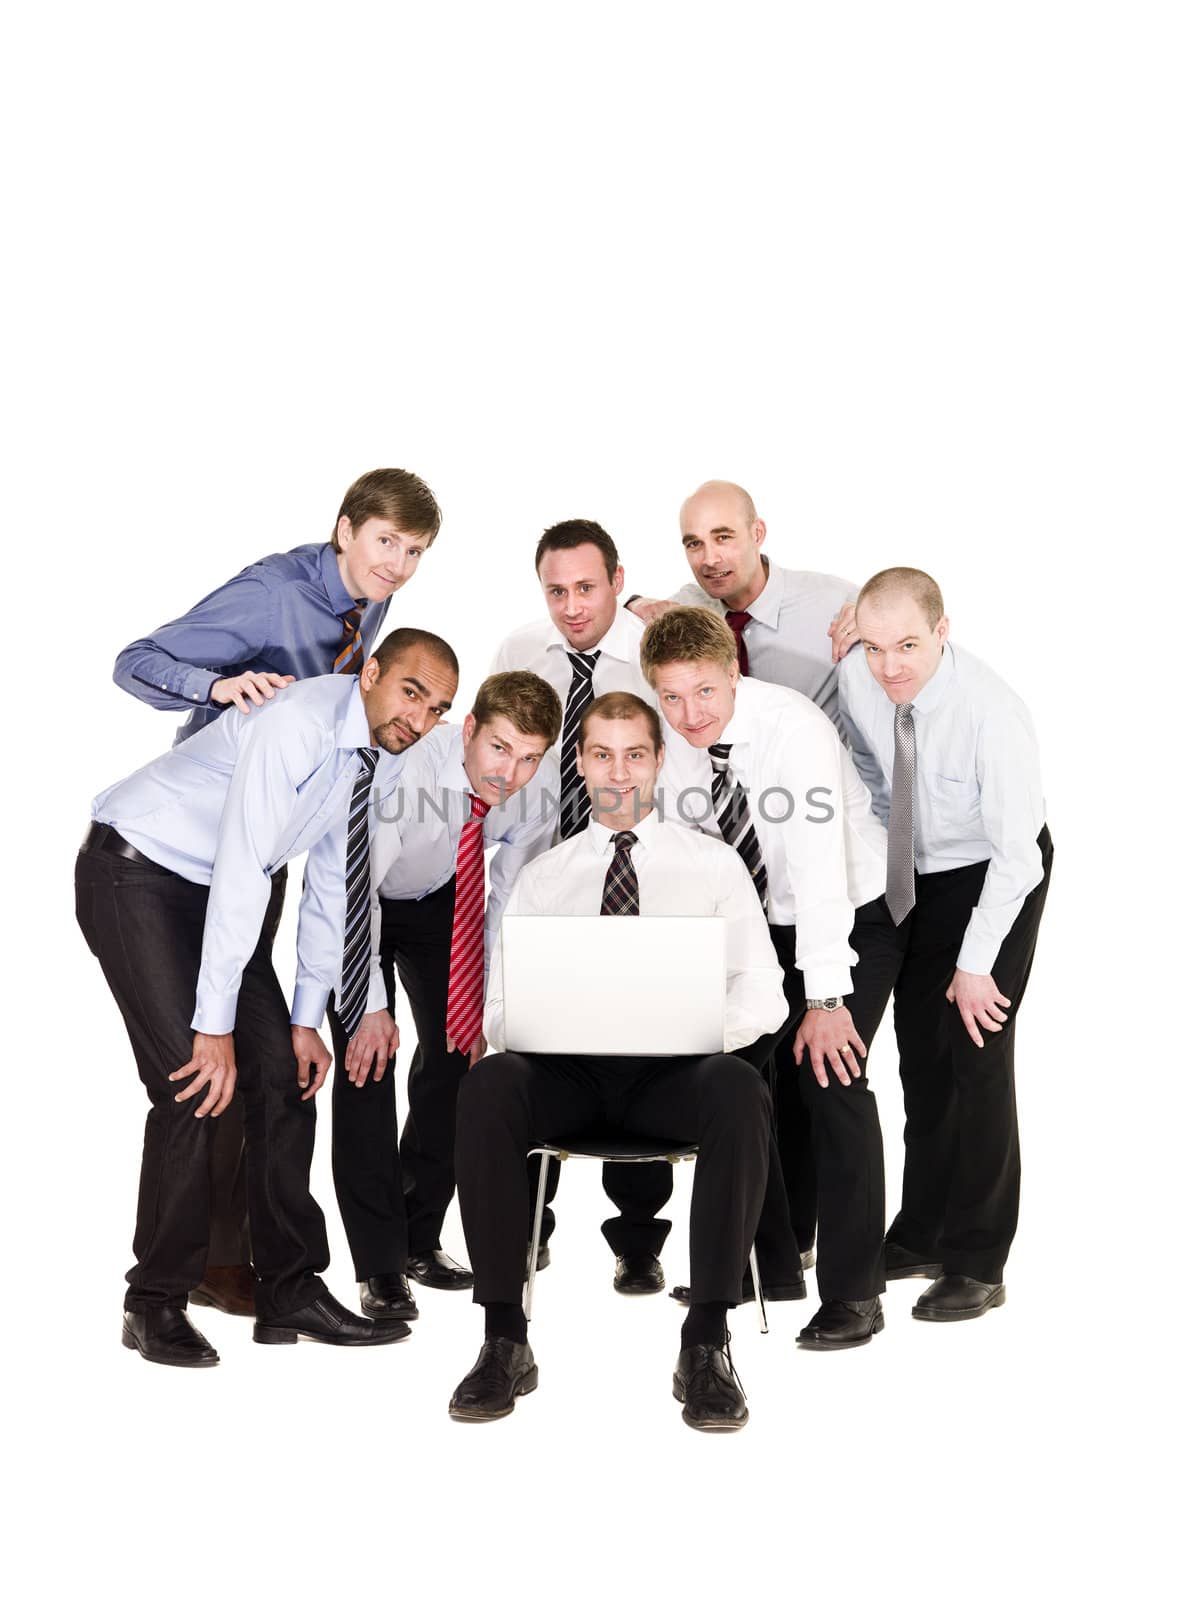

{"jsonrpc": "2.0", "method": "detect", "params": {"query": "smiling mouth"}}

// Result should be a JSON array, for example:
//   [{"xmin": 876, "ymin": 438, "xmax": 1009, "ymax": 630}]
[{"xmin": 703, "ymin": 569, "xmax": 734, "ymax": 581}]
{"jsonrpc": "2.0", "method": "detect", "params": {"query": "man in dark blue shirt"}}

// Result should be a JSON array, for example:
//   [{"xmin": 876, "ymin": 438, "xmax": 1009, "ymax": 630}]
[{"xmin": 111, "ymin": 467, "xmax": 442, "ymax": 1314}]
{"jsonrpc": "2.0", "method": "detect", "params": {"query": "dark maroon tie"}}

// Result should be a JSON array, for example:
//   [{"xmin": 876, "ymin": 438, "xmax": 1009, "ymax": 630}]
[{"xmin": 725, "ymin": 610, "xmax": 752, "ymax": 676}]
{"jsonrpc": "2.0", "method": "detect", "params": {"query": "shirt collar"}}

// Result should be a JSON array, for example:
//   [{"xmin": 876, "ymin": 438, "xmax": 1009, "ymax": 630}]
[
  {"xmin": 320, "ymin": 542, "xmax": 361, "ymax": 614},
  {"xmin": 740, "ymin": 556, "xmax": 782, "ymax": 630},
  {"xmin": 545, "ymin": 604, "xmax": 638, "ymax": 665},
  {"xmin": 716, "ymin": 675, "xmax": 758, "ymax": 749},
  {"xmin": 585, "ymin": 805, "xmax": 664, "ymax": 855},
  {"xmin": 910, "ymin": 641, "xmax": 957, "ymax": 718},
  {"xmin": 334, "ymin": 677, "xmax": 372, "ymax": 749}
]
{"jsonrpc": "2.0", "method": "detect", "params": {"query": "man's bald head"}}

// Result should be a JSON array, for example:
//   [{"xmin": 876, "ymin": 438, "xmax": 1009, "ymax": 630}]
[{"xmin": 678, "ymin": 480, "xmax": 767, "ymax": 611}]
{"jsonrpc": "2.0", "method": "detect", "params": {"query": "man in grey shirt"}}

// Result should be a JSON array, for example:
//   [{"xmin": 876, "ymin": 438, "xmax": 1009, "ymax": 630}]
[{"xmin": 625, "ymin": 479, "xmax": 860, "ymax": 719}]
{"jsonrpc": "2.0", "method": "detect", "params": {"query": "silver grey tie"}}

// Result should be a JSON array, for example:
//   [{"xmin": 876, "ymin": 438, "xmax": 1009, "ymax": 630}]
[{"xmin": 886, "ymin": 703, "xmax": 916, "ymax": 926}]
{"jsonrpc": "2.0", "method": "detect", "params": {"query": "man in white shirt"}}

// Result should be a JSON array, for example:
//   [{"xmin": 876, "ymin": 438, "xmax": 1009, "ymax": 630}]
[
  {"xmin": 838, "ymin": 568, "xmax": 1052, "ymax": 1320},
  {"xmin": 327, "ymin": 672, "xmax": 561, "ymax": 1321},
  {"xmin": 641, "ymin": 606, "xmax": 899, "ymax": 1350},
  {"xmin": 449, "ymin": 693, "xmax": 785, "ymax": 1431},
  {"xmin": 625, "ymin": 479, "xmax": 861, "ymax": 1260},
  {"xmin": 490, "ymin": 519, "xmax": 690, "ymax": 1292}
]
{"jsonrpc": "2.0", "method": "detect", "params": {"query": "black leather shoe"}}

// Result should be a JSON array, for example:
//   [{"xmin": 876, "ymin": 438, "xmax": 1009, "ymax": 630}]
[
  {"xmin": 122, "ymin": 1307, "xmax": 219, "ymax": 1368},
  {"xmin": 912, "ymin": 1274, "xmax": 1006, "ymax": 1322},
  {"xmin": 797, "ymin": 1297, "xmax": 884, "ymax": 1350},
  {"xmin": 448, "ymin": 1337, "xmax": 538, "ymax": 1422},
  {"xmin": 613, "ymin": 1253, "xmax": 665, "ymax": 1294},
  {"xmin": 253, "ymin": 1287, "xmax": 411, "ymax": 1345},
  {"xmin": 670, "ymin": 1271, "xmax": 807, "ymax": 1305},
  {"xmin": 527, "ymin": 1242, "xmax": 550, "ymax": 1272},
  {"xmin": 189, "ymin": 1263, "xmax": 257, "ymax": 1317},
  {"xmin": 673, "ymin": 1340, "xmax": 749, "ymax": 1432},
  {"xmin": 885, "ymin": 1241, "xmax": 943, "ymax": 1280},
  {"xmin": 360, "ymin": 1273, "xmax": 419, "ymax": 1321},
  {"xmin": 406, "ymin": 1249, "xmax": 474, "ymax": 1290}
]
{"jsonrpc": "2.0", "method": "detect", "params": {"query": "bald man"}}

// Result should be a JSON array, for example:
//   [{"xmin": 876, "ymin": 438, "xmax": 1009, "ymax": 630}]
[
  {"xmin": 839, "ymin": 568, "xmax": 1052, "ymax": 1318},
  {"xmin": 626, "ymin": 480, "xmax": 860, "ymax": 721}
]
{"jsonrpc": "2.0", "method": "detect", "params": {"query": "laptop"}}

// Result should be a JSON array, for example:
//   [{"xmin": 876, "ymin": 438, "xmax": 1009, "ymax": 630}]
[{"xmin": 501, "ymin": 915, "xmax": 726, "ymax": 1056}]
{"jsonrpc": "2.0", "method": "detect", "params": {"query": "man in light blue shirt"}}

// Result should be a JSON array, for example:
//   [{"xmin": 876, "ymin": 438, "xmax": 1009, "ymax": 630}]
[
  {"xmin": 110, "ymin": 467, "xmax": 441, "ymax": 1314},
  {"xmin": 76, "ymin": 629, "xmax": 458, "ymax": 1367},
  {"xmin": 838, "ymin": 568, "xmax": 1052, "ymax": 1322},
  {"xmin": 329, "ymin": 672, "xmax": 562, "ymax": 1321}
]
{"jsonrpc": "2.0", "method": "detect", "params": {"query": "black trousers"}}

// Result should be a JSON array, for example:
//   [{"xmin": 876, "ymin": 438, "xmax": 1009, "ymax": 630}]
[
  {"xmin": 204, "ymin": 865, "xmax": 287, "ymax": 1267},
  {"xmin": 76, "ymin": 844, "xmax": 329, "ymax": 1318},
  {"xmin": 884, "ymin": 828, "xmax": 1053, "ymax": 1282},
  {"xmin": 764, "ymin": 905, "xmax": 895, "ymax": 1302},
  {"xmin": 330, "ymin": 878, "xmax": 470, "ymax": 1278},
  {"xmin": 459, "ymin": 1050, "xmax": 771, "ymax": 1307}
]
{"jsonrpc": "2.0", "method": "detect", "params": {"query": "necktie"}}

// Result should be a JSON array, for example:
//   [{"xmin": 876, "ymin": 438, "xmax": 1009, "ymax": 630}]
[
  {"xmin": 334, "ymin": 602, "xmax": 366, "ymax": 676},
  {"xmin": 337, "ymin": 745, "xmax": 381, "ymax": 1039},
  {"xmin": 445, "ymin": 794, "xmax": 492, "ymax": 1054},
  {"xmin": 708, "ymin": 743, "xmax": 768, "ymax": 911},
  {"xmin": 600, "ymin": 830, "xmax": 640, "ymax": 916},
  {"xmin": 559, "ymin": 649, "xmax": 599, "ymax": 838},
  {"xmin": 725, "ymin": 610, "xmax": 752, "ymax": 676},
  {"xmin": 885, "ymin": 703, "xmax": 917, "ymax": 926}
]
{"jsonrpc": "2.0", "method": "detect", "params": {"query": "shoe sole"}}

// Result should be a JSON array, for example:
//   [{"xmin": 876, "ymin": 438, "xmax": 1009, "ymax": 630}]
[
  {"xmin": 912, "ymin": 1287, "xmax": 1006, "ymax": 1322},
  {"xmin": 121, "ymin": 1328, "xmax": 219, "ymax": 1368},
  {"xmin": 671, "ymin": 1377, "xmax": 748, "ymax": 1432},
  {"xmin": 408, "ymin": 1279, "xmax": 473, "ymax": 1291},
  {"xmin": 614, "ymin": 1280, "xmax": 666, "ymax": 1296},
  {"xmin": 670, "ymin": 1283, "xmax": 807, "ymax": 1306},
  {"xmin": 796, "ymin": 1311, "xmax": 884, "ymax": 1351},
  {"xmin": 448, "ymin": 1367, "xmax": 539, "ymax": 1422},
  {"xmin": 885, "ymin": 1263, "xmax": 944, "ymax": 1281},
  {"xmin": 252, "ymin": 1323, "xmax": 411, "ymax": 1345},
  {"xmin": 188, "ymin": 1290, "xmax": 256, "ymax": 1317}
]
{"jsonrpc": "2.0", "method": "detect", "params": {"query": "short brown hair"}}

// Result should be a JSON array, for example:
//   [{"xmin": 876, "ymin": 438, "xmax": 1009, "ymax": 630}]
[
  {"xmin": 470, "ymin": 671, "xmax": 563, "ymax": 745},
  {"xmin": 535, "ymin": 519, "xmax": 620, "ymax": 582},
  {"xmin": 856, "ymin": 567, "xmax": 945, "ymax": 630},
  {"xmin": 331, "ymin": 468, "xmax": 442, "ymax": 550},
  {"xmin": 640, "ymin": 605, "xmax": 737, "ymax": 683},
  {"xmin": 578, "ymin": 691, "xmax": 663, "ymax": 754}
]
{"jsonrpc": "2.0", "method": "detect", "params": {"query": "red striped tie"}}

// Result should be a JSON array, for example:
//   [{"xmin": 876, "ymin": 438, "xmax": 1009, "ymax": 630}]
[
  {"xmin": 334, "ymin": 603, "xmax": 366, "ymax": 675},
  {"xmin": 445, "ymin": 795, "xmax": 491, "ymax": 1055}
]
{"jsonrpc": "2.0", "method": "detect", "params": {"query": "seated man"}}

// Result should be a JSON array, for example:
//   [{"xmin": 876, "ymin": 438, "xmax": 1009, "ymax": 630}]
[
  {"xmin": 449, "ymin": 691, "xmax": 786, "ymax": 1431},
  {"xmin": 76, "ymin": 628, "xmax": 458, "ymax": 1366}
]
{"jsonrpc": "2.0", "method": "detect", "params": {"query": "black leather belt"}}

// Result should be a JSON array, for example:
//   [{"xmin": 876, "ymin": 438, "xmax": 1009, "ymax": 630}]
[{"xmin": 82, "ymin": 821, "xmax": 169, "ymax": 871}]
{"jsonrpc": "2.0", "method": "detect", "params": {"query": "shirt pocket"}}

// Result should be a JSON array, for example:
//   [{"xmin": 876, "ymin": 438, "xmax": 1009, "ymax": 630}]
[{"xmin": 925, "ymin": 772, "xmax": 981, "ymax": 839}]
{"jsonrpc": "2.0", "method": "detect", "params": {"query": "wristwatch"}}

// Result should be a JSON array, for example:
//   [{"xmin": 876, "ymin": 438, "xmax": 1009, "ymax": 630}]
[{"xmin": 805, "ymin": 996, "xmax": 844, "ymax": 1012}]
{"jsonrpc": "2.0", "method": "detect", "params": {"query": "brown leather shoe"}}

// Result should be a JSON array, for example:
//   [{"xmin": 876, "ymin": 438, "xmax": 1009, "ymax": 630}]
[{"xmin": 190, "ymin": 1263, "xmax": 257, "ymax": 1317}]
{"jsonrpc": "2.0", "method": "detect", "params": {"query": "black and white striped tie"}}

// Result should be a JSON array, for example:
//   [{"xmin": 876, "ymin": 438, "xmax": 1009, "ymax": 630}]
[
  {"xmin": 885, "ymin": 702, "xmax": 917, "ymax": 926},
  {"xmin": 559, "ymin": 649, "xmax": 599, "ymax": 838},
  {"xmin": 708, "ymin": 742, "xmax": 768, "ymax": 911},
  {"xmin": 337, "ymin": 745, "xmax": 381, "ymax": 1040}
]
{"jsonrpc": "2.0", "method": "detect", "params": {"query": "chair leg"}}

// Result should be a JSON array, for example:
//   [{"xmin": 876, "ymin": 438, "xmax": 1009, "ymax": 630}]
[
  {"xmin": 524, "ymin": 1152, "xmax": 552, "ymax": 1321},
  {"xmin": 747, "ymin": 1242, "xmax": 769, "ymax": 1334}
]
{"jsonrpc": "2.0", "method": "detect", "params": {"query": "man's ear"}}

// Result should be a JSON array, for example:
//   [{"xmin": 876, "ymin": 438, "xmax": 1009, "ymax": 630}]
[
  {"xmin": 935, "ymin": 615, "xmax": 950, "ymax": 646},
  {"xmin": 575, "ymin": 742, "xmax": 586, "ymax": 778},
  {"xmin": 612, "ymin": 563, "xmax": 625, "ymax": 598},
  {"xmin": 462, "ymin": 712, "xmax": 477, "ymax": 753},
  {"xmin": 751, "ymin": 519, "xmax": 767, "ymax": 551},
  {"xmin": 360, "ymin": 655, "xmax": 380, "ymax": 690},
  {"xmin": 335, "ymin": 514, "xmax": 353, "ymax": 554}
]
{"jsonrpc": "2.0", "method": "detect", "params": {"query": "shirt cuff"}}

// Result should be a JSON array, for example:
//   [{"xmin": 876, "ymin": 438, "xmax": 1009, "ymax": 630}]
[
  {"xmin": 367, "ymin": 967, "xmax": 388, "ymax": 1016},
  {"xmin": 800, "ymin": 964, "xmax": 853, "ymax": 1001},
  {"xmin": 191, "ymin": 992, "xmax": 238, "ymax": 1036},
  {"xmin": 954, "ymin": 930, "xmax": 1000, "ymax": 977},
  {"xmin": 291, "ymin": 982, "xmax": 332, "ymax": 1029}
]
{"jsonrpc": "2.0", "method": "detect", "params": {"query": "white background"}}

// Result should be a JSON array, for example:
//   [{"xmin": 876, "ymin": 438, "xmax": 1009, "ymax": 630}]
[{"xmin": 4, "ymin": 3, "xmax": 1195, "ymax": 1596}]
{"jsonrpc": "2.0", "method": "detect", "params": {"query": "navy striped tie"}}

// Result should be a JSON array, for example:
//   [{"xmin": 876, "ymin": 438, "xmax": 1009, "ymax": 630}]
[
  {"xmin": 559, "ymin": 650, "xmax": 599, "ymax": 838},
  {"xmin": 337, "ymin": 745, "xmax": 380, "ymax": 1039},
  {"xmin": 708, "ymin": 742, "xmax": 768, "ymax": 911}
]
